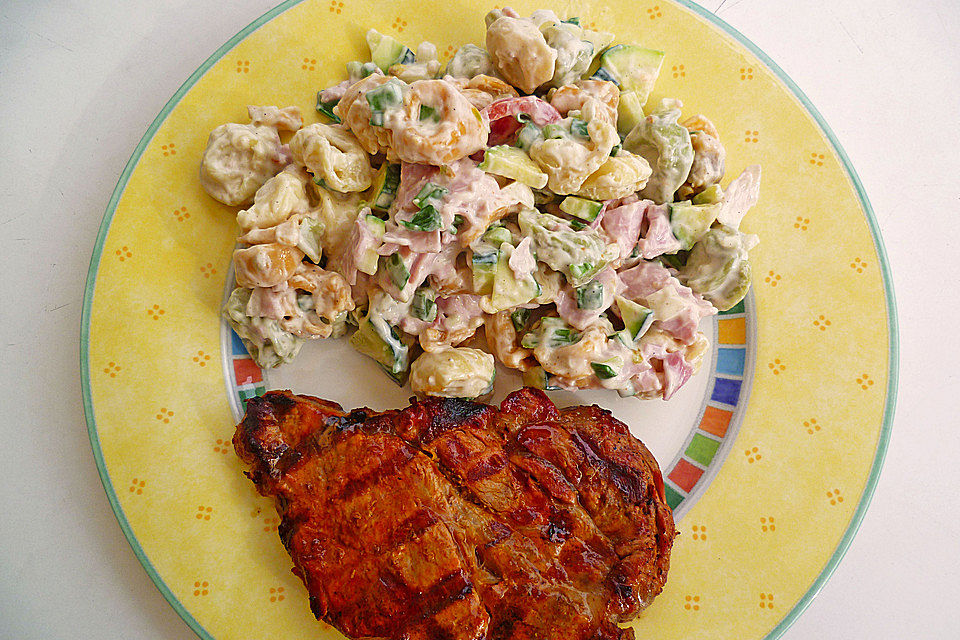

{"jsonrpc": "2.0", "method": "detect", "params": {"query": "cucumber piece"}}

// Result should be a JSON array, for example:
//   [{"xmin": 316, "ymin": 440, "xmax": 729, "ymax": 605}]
[
  {"xmin": 400, "ymin": 204, "xmax": 442, "ymax": 231},
  {"xmin": 385, "ymin": 253, "xmax": 410, "ymax": 289},
  {"xmin": 479, "ymin": 145, "xmax": 549, "ymax": 189},
  {"xmin": 366, "ymin": 29, "xmax": 414, "ymax": 72},
  {"xmin": 615, "ymin": 296, "xmax": 654, "ymax": 341},
  {"xmin": 595, "ymin": 45, "xmax": 665, "ymax": 106},
  {"xmin": 669, "ymin": 200, "xmax": 719, "ymax": 251},
  {"xmin": 559, "ymin": 195, "xmax": 603, "ymax": 222},
  {"xmin": 296, "ymin": 217, "xmax": 324, "ymax": 264},
  {"xmin": 692, "ymin": 183, "xmax": 723, "ymax": 205},
  {"xmin": 365, "ymin": 79, "xmax": 404, "ymax": 112},
  {"xmin": 528, "ymin": 317, "xmax": 581, "ymax": 348},
  {"xmin": 357, "ymin": 215, "xmax": 386, "ymax": 275},
  {"xmin": 411, "ymin": 288, "xmax": 438, "ymax": 322},
  {"xmin": 471, "ymin": 249, "xmax": 498, "ymax": 295},
  {"xmin": 617, "ymin": 90, "xmax": 645, "ymax": 136},
  {"xmin": 490, "ymin": 245, "xmax": 541, "ymax": 312},
  {"xmin": 370, "ymin": 163, "xmax": 401, "ymax": 211},
  {"xmin": 349, "ymin": 316, "xmax": 412, "ymax": 385},
  {"xmin": 591, "ymin": 357, "xmax": 623, "ymax": 380},
  {"xmin": 659, "ymin": 251, "xmax": 688, "ymax": 270},
  {"xmin": 568, "ymin": 261, "xmax": 599, "ymax": 281},
  {"xmin": 522, "ymin": 366, "xmax": 562, "ymax": 391},
  {"xmin": 315, "ymin": 92, "xmax": 341, "ymax": 123},
  {"xmin": 347, "ymin": 60, "xmax": 381, "ymax": 79},
  {"xmin": 575, "ymin": 279, "xmax": 604, "ymax": 309},
  {"xmin": 482, "ymin": 225, "xmax": 513, "ymax": 247}
]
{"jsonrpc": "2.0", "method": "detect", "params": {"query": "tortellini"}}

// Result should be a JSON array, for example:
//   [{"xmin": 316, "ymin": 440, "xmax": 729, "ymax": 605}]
[
  {"xmin": 336, "ymin": 77, "xmax": 488, "ymax": 166},
  {"xmin": 624, "ymin": 98, "xmax": 695, "ymax": 204},
  {"xmin": 236, "ymin": 170, "xmax": 310, "ymax": 232},
  {"xmin": 529, "ymin": 103, "xmax": 619, "ymax": 194},
  {"xmin": 391, "ymin": 80, "xmax": 489, "ymax": 165},
  {"xmin": 409, "ymin": 347, "xmax": 496, "ymax": 398},
  {"xmin": 289, "ymin": 124, "xmax": 374, "ymax": 193},
  {"xmin": 233, "ymin": 243, "xmax": 304, "ymax": 288},
  {"xmin": 199, "ymin": 123, "xmax": 287, "ymax": 206},
  {"xmin": 678, "ymin": 115, "xmax": 726, "ymax": 200},
  {"xmin": 485, "ymin": 12, "xmax": 557, "ymax": 94},
  {"xmin": 576, "ymin": 149, "xmax": 652, "ymax": 201}
]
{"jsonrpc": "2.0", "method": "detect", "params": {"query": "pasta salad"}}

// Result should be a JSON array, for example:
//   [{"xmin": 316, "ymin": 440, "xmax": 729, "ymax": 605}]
[{"xmin": 201, "ymin": 6, "xmax": 760, "ymax": 401}]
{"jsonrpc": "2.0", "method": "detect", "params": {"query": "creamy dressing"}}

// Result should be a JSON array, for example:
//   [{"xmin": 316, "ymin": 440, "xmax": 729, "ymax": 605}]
[{"xmin": 207, "ymin": 7, "xmax": 760, "ymax": 401}]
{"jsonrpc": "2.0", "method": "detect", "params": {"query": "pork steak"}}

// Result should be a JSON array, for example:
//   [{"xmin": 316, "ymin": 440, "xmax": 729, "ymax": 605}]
[{"xmin": 234, "ymin": 388, "xmax": 676, "ymax": 640}]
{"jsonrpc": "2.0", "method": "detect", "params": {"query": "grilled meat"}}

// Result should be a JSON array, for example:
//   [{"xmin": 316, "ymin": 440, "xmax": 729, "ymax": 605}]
[{"xmin": 234, "ymin": 388, "xmax": 676, "ymax": 640}]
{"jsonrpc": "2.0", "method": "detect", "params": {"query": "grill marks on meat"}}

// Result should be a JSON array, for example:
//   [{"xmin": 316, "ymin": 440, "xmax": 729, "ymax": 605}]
[{"xmin": 234, "ymin": 388, "xmax": 676, "ymax": 640}]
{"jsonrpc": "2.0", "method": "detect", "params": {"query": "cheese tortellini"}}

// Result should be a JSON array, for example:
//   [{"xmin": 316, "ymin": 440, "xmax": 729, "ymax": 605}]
[
  {"xmin": 199, "ymin": 123, "xmax": 288, "ymax": 206},
  {"xmin": 236, "ymin": 169, "xmax": 310, "ymax": 232},
  {"xmin": 409, "ymin": 347, "xmax": 496, "ymax": 398},
  {"xmin": 576, "ymin": 149, "xmax": 652, "ymax": 201},
  {"xmin": 289, "ymin": 124, "xmax": 374, "ymax": 193},
  {"xmin": 485, "ymin": 11, "xmax": 557, "ymax": 94}
]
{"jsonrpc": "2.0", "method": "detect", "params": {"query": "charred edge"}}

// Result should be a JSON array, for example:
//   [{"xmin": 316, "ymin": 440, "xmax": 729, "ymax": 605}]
[
  {"xmin": 237, "ymin": 396, "xmax": 289, "ymax": 479},
  {"xmin": 423, "ymin": 397, "xmax": 490, "ymax": 444}
]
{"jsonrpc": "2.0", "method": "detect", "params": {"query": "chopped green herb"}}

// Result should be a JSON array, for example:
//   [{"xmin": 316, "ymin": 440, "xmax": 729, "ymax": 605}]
[
  {"xmin": 576, "ymin": 280, "xmax": 604, "ymax": 310},
  {"xmin": 542, "ymin": 123, "xmax": 565, "ymax": 139},
  {"xmin": 511, "ymin": 308, "xmax": 531, "ymax": 333},
  {"xmin": 385, "ymin": 253, "xmax": 410, "ymax": 289},
  {"xmin": 591, "ymin": 361, "xmax": 620, "ymax": 380},
  {"xmin": 411, "ymin": 288, "xmax": 438, "ymax": 322},
  {"xmin": 315, "ymin": 93, "xmax": 341, "ymax": 123},
  {"xmin": 610, "ymin": 143, "xmax": 621, "ymax": 156},
  {"xmin": 419, "ymin": 104, "xmax": 440, "ymax": 123},
  {"xmin": 400, "ymin": 204, "xmax": 442, "ymax": 231},
  {"xmin": 568, "ymin": 262, "xmax": 594, "ymax": 280},
  {"xmin": 569, "ymin": 118, "xmax": 590, "ymax": 139},
  {"xmin": 412, "ymin": 182, "xmax": 449, "ymax": 208},
  {"xmin": 549, "ymin": 328, "xmax": 580, "ymax": 347},
  {"xmin": 516, "ymin": 122, "xmax": 542, "ymax": 151}
]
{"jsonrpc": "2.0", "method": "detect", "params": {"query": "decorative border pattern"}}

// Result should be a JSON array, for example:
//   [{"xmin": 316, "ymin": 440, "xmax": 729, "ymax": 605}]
[
  {"xmin": 664, "ymin": 294, "xmax": 756, "ymax": 518},
  {"xmin": 220, "ymin": 265, "xmax": 266, "ymax": 422}
]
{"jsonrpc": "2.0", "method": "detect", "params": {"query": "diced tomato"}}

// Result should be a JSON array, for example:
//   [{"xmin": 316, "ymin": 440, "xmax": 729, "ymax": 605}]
[
  {"xmin": 482, "ymin": 96, "xmax": 562, "ymax": 126},
  {"xmin": 481, "ymin": 97, "xmax": 562, "ymax": 146}
]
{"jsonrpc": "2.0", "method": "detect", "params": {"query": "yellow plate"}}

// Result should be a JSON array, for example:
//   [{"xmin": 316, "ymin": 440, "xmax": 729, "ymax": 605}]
[{"xmin": 81, "ymin": 1, "xmax": 898, "ymax": 638}]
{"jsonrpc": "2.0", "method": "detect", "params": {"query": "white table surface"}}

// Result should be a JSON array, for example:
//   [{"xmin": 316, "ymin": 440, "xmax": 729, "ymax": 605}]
[{"xmin": 2, "ymin": 0, "xmax": 958, "ymax": 638}]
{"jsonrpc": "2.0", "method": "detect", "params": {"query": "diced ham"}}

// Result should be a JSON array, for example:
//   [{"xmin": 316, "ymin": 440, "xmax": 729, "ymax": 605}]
[
  {"xmin": 638, "ymin": 203, "xmax": 682, "ymax": 259},
  {"xmin": 601, "ymin": 201, "xmax": 645, "ymax": 261},
  {"xmin": 619, "ymin": 261, "xmax": 716, "ymax": 344}
]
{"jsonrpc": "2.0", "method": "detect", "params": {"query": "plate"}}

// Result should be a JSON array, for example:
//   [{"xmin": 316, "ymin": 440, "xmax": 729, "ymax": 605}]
[{"xmin": 80, "ymin": 1, "xmax": 898, "ymax": 638}]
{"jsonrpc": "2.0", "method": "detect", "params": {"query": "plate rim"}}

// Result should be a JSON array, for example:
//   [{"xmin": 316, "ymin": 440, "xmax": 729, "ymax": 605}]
[{"xmin": 79, "ymin": 1, "xmax": 900, "ymax": 639}]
